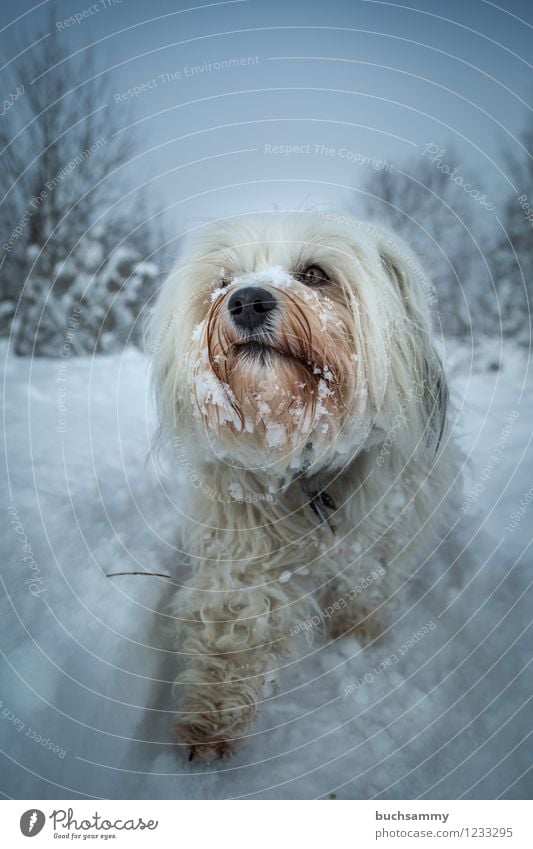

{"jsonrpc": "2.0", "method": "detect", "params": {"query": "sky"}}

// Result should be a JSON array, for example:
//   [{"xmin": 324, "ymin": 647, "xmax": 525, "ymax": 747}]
[{"xmin": 1, "ymin": 0, "xmax": 532, "ymax": 243}]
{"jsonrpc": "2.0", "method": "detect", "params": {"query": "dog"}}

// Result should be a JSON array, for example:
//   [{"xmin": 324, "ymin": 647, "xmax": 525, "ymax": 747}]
[{"xmin": 148, "ymin": 211, "xmax": 457, "ymax": 760}]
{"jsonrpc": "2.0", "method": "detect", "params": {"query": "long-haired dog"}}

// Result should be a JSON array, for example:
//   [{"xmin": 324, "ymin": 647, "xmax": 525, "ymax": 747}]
[{"xmin": 148, "ymin": 211, "xmax": 457, "ymax": 760}]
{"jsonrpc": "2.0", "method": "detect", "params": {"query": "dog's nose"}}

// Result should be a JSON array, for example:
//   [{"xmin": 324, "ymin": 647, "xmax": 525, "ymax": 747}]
[{"xmin": 227, "ymin": 286, "xmax": 278, "ymax": 331}]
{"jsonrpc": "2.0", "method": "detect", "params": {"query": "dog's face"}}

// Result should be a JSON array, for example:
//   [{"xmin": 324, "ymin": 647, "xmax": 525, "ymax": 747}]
[{"xmin": 150, "ymin": 212, "xmax": 441, "ymax": 477}]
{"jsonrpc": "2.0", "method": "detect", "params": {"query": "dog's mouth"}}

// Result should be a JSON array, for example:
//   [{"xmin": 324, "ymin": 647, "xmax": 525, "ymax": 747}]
[
  {"xmin": 233, "ymin": 340, "xmax": 330, "ymax": 386},
  {"xmin": 234, "ymin": 340, "xmax": 296, "ymax": 363}
]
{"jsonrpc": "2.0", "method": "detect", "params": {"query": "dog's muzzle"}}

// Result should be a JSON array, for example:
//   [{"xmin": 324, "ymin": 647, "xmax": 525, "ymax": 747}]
[{"xmin": 228, "ymin": 286, "xmax": 278, "ymax": 332}]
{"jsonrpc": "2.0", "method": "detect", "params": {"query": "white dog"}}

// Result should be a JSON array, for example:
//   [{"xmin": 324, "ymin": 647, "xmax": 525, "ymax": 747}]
[{"xmin": 148, "ymin": 211, "xmax": 457, "ymax": 760}]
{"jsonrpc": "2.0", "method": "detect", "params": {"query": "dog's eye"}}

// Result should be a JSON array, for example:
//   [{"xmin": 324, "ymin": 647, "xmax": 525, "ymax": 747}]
[{"xmin": 296, "ymin": 265, "xmax": 331, "ymax": 287}]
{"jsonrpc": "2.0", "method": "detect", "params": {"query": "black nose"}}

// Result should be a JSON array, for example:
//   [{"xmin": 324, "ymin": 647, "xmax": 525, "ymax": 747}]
[{"xmin": 227, "ymin": 286, "xmax": 278, "ymax": 331}]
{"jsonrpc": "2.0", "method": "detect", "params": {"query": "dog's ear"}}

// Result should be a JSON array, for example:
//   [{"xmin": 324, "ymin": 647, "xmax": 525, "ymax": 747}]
[
  {"xmin": 145, "ymin": 260, "xmax": 190, "ymax": 451},
  {"xmin": 419, "ymin": 344, "xmax": 449, "ymax": 454},
  {"xmin": 377, "ymin": 232, "xmax": 448, "ymax": 454},
  {"xmin": 376, "ymin": 233, "xmax": 433, "ymax": 333}
]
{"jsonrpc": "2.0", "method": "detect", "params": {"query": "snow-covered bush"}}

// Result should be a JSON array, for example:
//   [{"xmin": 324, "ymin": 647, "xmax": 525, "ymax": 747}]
[{"xmin": 11, "ymin": 233, "xmax": 161, "ymax": 356}]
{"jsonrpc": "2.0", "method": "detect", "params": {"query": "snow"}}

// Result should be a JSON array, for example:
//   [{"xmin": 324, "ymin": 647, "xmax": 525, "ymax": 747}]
[
  {"xmin": 191, "ymin": 322, "xmax": 204, "ymax": 342},
  {"xmin": 265, "ymin": 422, "xmax": 287, "ymax": 449},
  {"xmin": 232, "ymin": 265, "xmax": 294, "ymax": 289},
  {"xmin": 1, "ymin": 337, "xmax": 531, "ymax": 800},
  {"xmin": 227, "ymin": 482, "xmax": 244, "ymax": 502},
  {"xmin": 190, "ymin": 356, "xmax": 241, "ymax": 429},
  {"xmin": 79, "ymin": 242, "xmax": 104, "ymax": 274}
]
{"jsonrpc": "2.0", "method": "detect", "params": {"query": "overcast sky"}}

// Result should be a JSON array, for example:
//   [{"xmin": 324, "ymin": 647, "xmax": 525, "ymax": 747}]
[{"xmin": 1, "ymin": 0, "xmax": 531, "ymax": 239}]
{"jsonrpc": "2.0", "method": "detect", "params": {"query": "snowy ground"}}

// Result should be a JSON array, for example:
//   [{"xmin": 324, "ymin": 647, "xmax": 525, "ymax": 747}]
[{"xmin": 1, "ymin": 337, "xmax": 531, "ymax": 800}]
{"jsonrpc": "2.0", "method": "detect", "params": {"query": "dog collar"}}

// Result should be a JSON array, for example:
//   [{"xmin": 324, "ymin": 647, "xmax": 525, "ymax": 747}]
[{"xmin": 301, "ymin": 483, "xmax": 337, "ymax": 534}]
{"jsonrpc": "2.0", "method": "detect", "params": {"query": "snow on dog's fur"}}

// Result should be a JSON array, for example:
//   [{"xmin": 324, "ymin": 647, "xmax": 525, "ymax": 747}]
[{"xmin": 148, "ymin": 211, "xmax": 459, "ymax": 760}]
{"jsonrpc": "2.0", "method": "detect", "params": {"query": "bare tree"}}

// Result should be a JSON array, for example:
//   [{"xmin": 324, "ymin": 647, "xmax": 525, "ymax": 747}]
[
  {"xmin": 352, "ymin": 150, "xmax": 491, "ymax": 337},
  {"xmin": 0, "ymin": 8, "xmax": 168, "ymax": 353},
  {"xmin": 493, "ymin": 114, "xmax": 533, "ymax": 338}
]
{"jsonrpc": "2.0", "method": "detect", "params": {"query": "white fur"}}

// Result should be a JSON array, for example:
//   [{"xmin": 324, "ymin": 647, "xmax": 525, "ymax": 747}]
[{"xmin": 147, "ymin": 211, "xmax": 459, "ymax": 760}]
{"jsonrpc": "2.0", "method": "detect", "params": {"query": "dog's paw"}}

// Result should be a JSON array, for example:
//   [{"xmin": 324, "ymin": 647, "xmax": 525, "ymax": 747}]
[
  {"xmin": 175, "ymin": 719, "xmax": 245, "ymax": 762},
  {"xmin": 175, "ymin": 681, "xmax": 258, "ymax": 762},
  {"xmin": 184, "ymin": 738, "xmax": 240, "ymax": 762}
]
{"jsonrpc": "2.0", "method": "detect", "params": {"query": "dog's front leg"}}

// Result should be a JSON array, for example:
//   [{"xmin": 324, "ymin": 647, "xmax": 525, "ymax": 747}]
[
  {"xmin": 173, "ymin": 574, "xmax": 292, "ymax": 761},
  {"xmin": 320, "ymin": 556, "xmax": 389, "ymax": 645}
]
